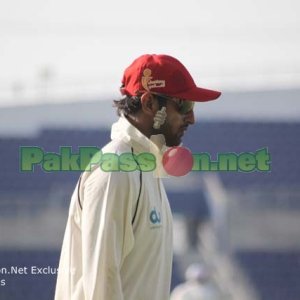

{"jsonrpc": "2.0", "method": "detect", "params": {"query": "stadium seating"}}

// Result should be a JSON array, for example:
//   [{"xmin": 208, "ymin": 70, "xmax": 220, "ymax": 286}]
[
  {"xmin": 0, "ymin": 121, "xmax": 299, "ymax": 299},
  {"xmin": 235, "ymin": 251, "xmax": 300, "ymax": 300}
]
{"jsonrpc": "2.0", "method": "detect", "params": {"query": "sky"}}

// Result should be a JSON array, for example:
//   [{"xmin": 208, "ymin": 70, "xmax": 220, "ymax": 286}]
[{"xmin": 0, "ymin": 0, "xmax": 300, "ymax": 106}]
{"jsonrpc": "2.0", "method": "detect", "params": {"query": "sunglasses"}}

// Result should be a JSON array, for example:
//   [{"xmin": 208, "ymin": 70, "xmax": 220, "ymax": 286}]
[{"xmin": 154, "ymin": 94, "xmax": 195, "ymax": 115}]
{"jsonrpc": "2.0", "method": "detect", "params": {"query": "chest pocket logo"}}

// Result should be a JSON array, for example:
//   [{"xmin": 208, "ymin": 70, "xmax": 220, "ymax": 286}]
[{"xmin": 150, "ymin": 207, "xmax": 162, "ymax": 226}]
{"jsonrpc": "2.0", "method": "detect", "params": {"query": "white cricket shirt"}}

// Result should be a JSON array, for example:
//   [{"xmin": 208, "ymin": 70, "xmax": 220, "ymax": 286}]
[{"xmin": 55, "ymin": 117, "xmax": 173, "ymax": 300}]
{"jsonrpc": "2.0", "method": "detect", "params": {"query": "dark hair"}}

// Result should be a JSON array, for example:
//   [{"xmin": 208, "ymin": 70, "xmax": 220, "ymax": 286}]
[
  {"xmin": 113, "ymin": 93, "xmax": 167, "ymax": 117},
  {"xmin": 113, "ymin": 95, "xmax": 142, "ymax": 117}
]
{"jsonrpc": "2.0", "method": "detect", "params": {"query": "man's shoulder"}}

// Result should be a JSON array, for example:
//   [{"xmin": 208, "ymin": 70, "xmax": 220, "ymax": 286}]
[
  {"xmin": 80, "ymin": 139, "xmax": 139, "ymax": 187},
  {"xmin": 101, "ymin": 139, "xmax": 132, "ymax": 155}
]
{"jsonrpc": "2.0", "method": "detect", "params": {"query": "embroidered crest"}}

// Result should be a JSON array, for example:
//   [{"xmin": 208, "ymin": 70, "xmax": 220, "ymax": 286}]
[{"xmin": 141, "ymin": 69, "xmax": 166, "ymax": 91}]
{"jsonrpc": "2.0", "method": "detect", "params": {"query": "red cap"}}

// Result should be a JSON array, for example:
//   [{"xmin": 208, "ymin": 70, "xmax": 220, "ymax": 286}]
[{"xmin": 121, "ymin": 54, "xmax": 221, "ymax": 102}]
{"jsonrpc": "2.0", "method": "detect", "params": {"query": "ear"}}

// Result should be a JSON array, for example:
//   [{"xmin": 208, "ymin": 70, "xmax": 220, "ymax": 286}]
[{"xmin": 140, "ymin": 92, "xmax": 158, "ymax": 116}]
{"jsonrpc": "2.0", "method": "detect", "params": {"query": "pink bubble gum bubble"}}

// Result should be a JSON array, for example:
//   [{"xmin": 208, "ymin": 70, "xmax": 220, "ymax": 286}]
[{"xmin": 162, "ymin": 146, "xmax": 193, "ymax": 177}]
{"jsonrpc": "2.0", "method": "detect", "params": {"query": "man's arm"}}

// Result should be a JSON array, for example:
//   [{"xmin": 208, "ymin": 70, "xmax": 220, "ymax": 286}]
[{"xmin": 81, "ymin": 168, "xmax": 137, "ymax": 300}]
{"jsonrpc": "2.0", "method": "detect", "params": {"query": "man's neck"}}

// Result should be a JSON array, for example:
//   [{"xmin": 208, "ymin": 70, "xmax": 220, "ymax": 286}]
[{"xmin": 125, "ymin": 114, "xmax": 153, "ymax": 139}]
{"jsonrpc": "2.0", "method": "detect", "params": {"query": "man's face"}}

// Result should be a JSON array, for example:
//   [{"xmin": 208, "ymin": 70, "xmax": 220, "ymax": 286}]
[{"xmin": 160, "ymin": 99, "xmax": 195, "ymax": 147}]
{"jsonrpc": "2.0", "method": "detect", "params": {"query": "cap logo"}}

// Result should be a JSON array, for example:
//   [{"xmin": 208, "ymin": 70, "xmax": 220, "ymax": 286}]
[{"xmin": 141, "ymin": 68, "xmax": 165, "ymax": 91}]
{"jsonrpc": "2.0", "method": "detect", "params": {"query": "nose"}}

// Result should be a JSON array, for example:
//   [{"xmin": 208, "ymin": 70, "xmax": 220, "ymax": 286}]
[{"xmin": 184, "ymin": 110, "xmax": 195, "ymax": 125}]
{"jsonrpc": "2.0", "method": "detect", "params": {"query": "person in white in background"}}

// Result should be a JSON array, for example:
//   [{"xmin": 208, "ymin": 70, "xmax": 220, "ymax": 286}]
[
  {"xmin": 171, "ymin": 263, "xmax": 223, "ymax": 300},
  {"xmin": 54, "ymin": 54, "xmax": 221, "ymax": 300}
]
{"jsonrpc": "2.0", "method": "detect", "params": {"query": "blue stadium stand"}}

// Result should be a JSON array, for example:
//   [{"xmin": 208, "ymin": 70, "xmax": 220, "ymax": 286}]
[
  {"xmin": 235, "ymin": 251, "xmax": 300, "ymax": 300},
  {"xmin": 0, "ymin": 250, "xmax": 59, "ymax": 300},
  {"xmin": 0, "ymin": 121, "xmax": 299, "ymax": 300}
]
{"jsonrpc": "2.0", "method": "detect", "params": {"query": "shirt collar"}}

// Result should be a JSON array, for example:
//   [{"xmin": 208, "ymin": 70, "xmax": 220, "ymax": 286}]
[{"xmin": 111, "ymin": 116, "xmax": 167, "ymax": 154}]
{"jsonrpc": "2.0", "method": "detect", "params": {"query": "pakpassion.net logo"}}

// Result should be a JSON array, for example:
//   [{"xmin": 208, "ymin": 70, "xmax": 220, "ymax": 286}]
[{"xmin": 19, "ymin": 146, "xmax": 271, "ymax": 176}]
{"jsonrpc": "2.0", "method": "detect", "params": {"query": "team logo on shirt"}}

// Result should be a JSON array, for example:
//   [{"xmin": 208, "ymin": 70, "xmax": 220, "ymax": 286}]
[{"xmin": 149, "ymin": 207, "xmax": 162, "ymax": 227}]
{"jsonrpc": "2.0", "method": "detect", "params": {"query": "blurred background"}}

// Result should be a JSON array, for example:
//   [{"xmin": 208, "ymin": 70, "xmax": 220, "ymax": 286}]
[{"xmin": 0, "ymin": 0, "xmax": 300, "ymax": 299}]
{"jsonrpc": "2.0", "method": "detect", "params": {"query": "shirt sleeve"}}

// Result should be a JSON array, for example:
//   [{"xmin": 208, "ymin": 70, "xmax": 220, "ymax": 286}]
[{"xmin": 81, "ymin": 168, "xmax": 137, "ymax": 300}]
